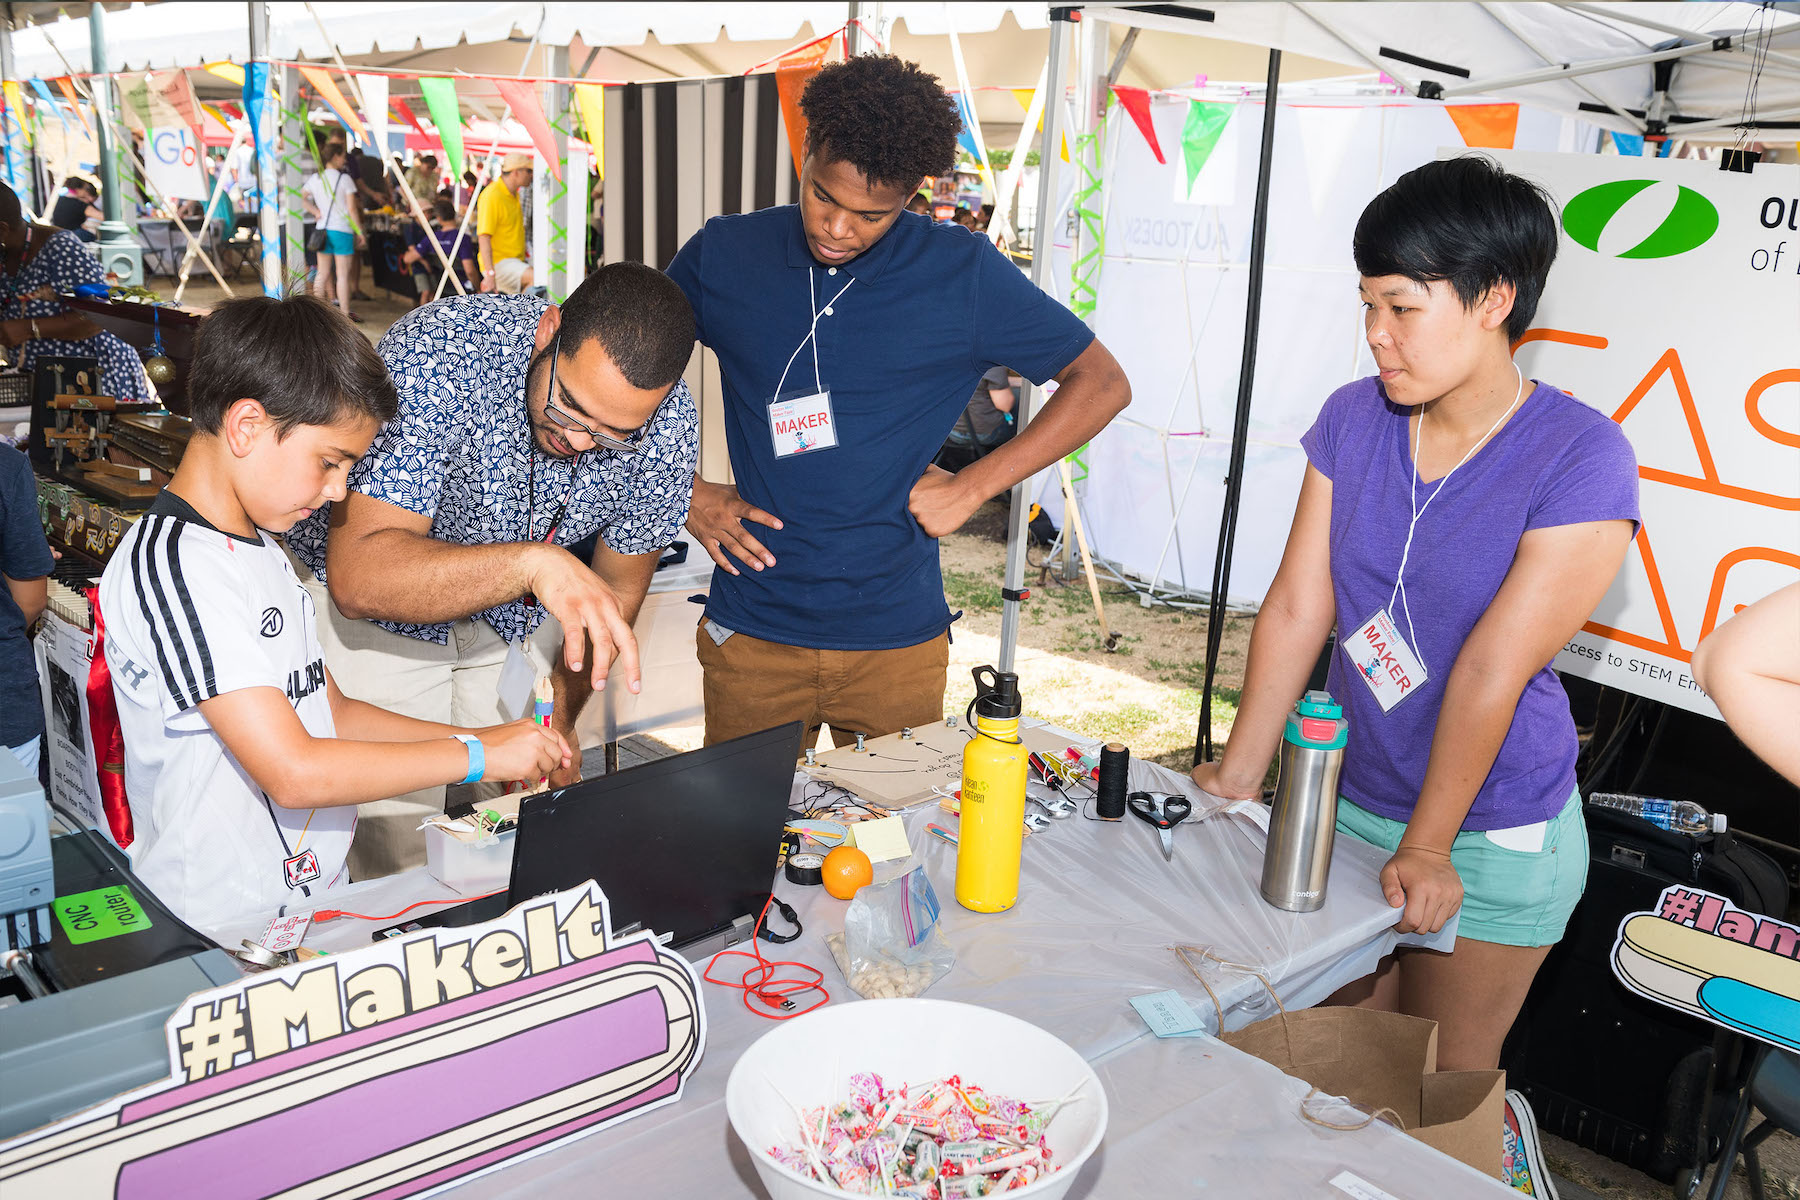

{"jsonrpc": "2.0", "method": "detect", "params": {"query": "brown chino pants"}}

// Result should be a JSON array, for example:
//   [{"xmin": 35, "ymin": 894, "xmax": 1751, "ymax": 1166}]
[{"xmin": 696, "ymin": 625, "xmax": 950, "ymax": 749}]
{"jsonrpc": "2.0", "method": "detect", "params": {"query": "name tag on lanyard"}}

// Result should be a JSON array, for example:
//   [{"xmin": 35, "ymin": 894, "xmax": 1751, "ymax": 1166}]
[
  {"xmin": 1345, "ymin": 607, "xmax": 1429, "ymax": 713},
  {"xmin": 768, "ymin": 389, "xmax": 839, "ymax": 458}
]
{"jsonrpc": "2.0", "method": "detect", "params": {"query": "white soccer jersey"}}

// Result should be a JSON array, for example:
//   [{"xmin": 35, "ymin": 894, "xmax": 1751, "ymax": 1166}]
[{"xmin": 98, "ymin": 492, "xmax": 352, "ymax": 933}]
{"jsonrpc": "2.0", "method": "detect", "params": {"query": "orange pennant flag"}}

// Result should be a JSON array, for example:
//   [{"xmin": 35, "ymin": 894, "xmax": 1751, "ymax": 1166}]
[
  {"xmin": 298, "ymin": 64, "xmax": 366, "ymax": 142},
  {"xmin": 774, "ymin": 40, "xmax": 830, "ymax": 178},
  {"xmin": 1447, "ymin": 103, "xmax": 1519, "ymax": 150},
  {"xmin": 53, "ymin": 76, "xmax": 90, "ymax": 138}
]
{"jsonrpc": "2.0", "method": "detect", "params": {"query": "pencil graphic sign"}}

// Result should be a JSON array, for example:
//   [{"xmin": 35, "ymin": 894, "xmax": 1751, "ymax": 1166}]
[
  {"xmin": 1491, "ymin": 151, "xmax": 1800, "ymax": 720},
  {"xmin": 1612, "ymin": 883, "xmax": 1800, "ymax": 1052},
  {"xmin": 0, "ymin": 881, "xmax": 706, "ymax": 1198}
]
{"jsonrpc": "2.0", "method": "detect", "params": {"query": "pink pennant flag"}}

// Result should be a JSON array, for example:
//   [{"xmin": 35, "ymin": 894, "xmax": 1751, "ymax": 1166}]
[
  {"xmin": 1111, "ymin": 86, "xmax": 1165, "ymax": 164},
  {"xmin": 494, "ymin": 77, "xmax": 562, "ymax": 182},
  {"xmin": 150, "ymin": 69, "xmax": 204, "ymax": 143}
]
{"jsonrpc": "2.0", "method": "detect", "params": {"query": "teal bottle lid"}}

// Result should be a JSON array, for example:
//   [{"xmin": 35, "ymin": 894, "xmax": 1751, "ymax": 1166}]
[{"xmin": 1284, "ymin": 690, "xmax": 1348, "ymax": 750}]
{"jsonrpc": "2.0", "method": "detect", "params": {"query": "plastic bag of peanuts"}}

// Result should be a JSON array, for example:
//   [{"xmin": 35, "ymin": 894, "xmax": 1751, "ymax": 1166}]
[{"xmin": 831, "ymin": 866, "xmax": 955, "ymax": 1000}]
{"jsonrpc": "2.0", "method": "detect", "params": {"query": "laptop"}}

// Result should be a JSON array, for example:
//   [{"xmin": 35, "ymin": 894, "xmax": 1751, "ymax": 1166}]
[{"xmin": 375, "ymin": 722, "xmax": 804, "ymax": 959}]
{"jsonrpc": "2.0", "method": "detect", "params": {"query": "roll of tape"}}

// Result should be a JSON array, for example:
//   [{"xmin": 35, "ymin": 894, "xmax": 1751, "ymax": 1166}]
[{"xmin": 785, "ymin": 852, "xmax": 825, "ymax": 886}]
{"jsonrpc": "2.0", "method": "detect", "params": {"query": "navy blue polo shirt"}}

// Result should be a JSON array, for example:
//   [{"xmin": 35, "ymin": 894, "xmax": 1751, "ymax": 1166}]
[{"xmin": 668, "ymin": 207, "xmax": 1092, "ymax": 650}]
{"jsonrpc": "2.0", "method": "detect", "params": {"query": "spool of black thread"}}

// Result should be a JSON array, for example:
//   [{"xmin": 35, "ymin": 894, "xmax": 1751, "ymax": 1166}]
[{"xmin": 1096, "ymin": 743, "xmax": 1130, "ymax": 819}]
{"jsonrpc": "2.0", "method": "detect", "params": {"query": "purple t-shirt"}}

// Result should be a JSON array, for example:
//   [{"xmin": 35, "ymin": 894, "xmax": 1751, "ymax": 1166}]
[{"xmin": 1301, "ymin": 376, "xmax": 1639, "ymax": 830}]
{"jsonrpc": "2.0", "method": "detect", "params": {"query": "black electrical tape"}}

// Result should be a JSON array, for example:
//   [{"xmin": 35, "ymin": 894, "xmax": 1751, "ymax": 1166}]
[
  {"xmin": 1096, "ymin": 743, "xmax": 1130, "ymax": 819},
  {"xmin": 785, "ymin": 852, "xmax": 825, "ymax": 886}
]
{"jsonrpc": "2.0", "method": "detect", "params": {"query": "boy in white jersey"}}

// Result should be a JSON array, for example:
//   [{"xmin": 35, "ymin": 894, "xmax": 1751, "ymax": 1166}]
[{"xmin": 98, "ymin": 295, "xmax": 570, "ymax": 932}]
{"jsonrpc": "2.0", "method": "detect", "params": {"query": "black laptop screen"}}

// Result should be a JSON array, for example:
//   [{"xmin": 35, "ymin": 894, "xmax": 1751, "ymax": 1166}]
[{"xmin": 509, "ymin": 722, "xmax": 803, "ymax": 948}]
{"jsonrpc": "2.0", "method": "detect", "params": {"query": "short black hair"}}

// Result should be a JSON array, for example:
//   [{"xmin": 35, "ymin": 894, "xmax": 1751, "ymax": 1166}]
[
  {"xmin": 431, "ymin": 196, "xmax": 456, "ymax": 223},
  {"xmin": 0, "ymin": 183, "xmax": 21, "ymax": 226},
  {"xmin": 799, "ymin": 55, "xmax": 960, "ymax": 190},
  {"xmin": 1353, "ymin": 155, "xmax": 1558, "ymax": 343},
  {"xmin": 188, "ymin": 294, "xmax": 398, "ymax": 436},
  {"xmin": 558, "ymin": 262, "xmax": 695, "ymax": 390},
  {"xmin": 62, "ymin": 175, "xmax": 95, "ymax": 194},
  {"xmin": 423, "ymin": 154, "xmax": 437, "ymax": 167}
]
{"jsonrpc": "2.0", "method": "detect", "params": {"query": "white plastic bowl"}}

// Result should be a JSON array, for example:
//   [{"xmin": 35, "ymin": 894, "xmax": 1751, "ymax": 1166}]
[{"xmin": 725, "ymin": 998, "xmax": 1107, "ymax": 1200}]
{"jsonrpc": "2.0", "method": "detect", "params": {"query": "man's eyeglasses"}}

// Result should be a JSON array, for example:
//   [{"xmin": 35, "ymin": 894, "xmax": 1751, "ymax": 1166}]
[{"xmin": 541, "ymin": 330, "xmax": 666, "ymax": 454}]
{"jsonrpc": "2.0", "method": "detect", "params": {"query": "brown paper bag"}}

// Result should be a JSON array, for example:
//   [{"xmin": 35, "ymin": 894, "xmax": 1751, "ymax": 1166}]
[{"xmin": 1222, "ymin": 1007, "xmax": 1505, "ymax": 1176}]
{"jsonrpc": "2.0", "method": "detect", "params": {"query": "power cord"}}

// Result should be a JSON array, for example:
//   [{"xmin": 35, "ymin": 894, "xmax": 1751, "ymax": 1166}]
[{"xmin": 703, "ymin": 893, "xmax": 828, "ymax": 1020}]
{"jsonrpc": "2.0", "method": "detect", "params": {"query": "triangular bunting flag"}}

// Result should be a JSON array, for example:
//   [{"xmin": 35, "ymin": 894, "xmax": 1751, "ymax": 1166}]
[
  {"xmin": 298, "ymin": 64, "xmax": 366, "ymax": 143},
  {"xmin": 1446, "ymin": 102, "xmax": 1518, "ymax": 150},
  {"xmin": 1611, "ymin": 132, "xmax": 1645, "ymax": 157},
  {"xmin": 1111, "ymin": 85, "xmax": 1164, "ymax": 164},
  {"xmin": 393, "ymin": 96, "xmax": 429, "ymax": 142},
  {"xmin": 1012, "ymin": 88, "xmax": 1033, "ymax": 112},
  {"xmin": 53, "ymin": 76, "xmax": 90, "ymax": 138},
  {"xmin": 774, "ymin": 40, "xmax": 828, "ymax": 174},
  {"xmin": 204, "ymin": 61, "xmax": 245, "ymax": 88},
  {"xmin": 356, "ymin": 73, "xmax": 389, "ymax": 157},
  {"xmin": 952, "ymin": 91, "xmax": 981, "ymax": 161},
  {"xmin": 493, "ymin": 78, "xmax": 561, "ymax": 181},
  {"xmin": 417, "ymin": 76, "xmax": 464, "ymax": 178},
  {"xmin": 573, "ymin": 83, "xmax": 605, "ymax": 179},
  {"xmin": 1180, "ymin": 100, "xmax": 1232, "ymax": 190},
  {"xmin": 27, "ymin": 80, "xmax": 70, "ymax": 139}
]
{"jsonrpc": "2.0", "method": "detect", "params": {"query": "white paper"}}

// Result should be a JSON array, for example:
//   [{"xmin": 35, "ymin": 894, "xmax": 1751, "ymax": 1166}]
[{"xmin": 1330, "ymin": 1171, "xmax": 1402, "ymax": 1200}]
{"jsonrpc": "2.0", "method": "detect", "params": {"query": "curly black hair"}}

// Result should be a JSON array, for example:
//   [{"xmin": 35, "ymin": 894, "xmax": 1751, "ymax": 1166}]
[{"xmin": 799, "ymin": 55, "xmax": 961, "ymax": 190}]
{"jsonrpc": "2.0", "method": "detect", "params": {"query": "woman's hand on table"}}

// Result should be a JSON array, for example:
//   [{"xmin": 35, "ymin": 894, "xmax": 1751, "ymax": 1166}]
[
  {"xmin": 1379, "ymin": 845, "xmax": 1464, "ymax": 934},
  {"xmin": 1189, "ymin": 760, "xmax": 1262, "ymax": 803}
]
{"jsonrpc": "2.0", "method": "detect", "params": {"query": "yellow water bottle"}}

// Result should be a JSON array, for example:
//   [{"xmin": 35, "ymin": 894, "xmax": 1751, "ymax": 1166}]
[{"xmin": 956, "ymin": 666, "xmax": 1028, "ymax": 913}]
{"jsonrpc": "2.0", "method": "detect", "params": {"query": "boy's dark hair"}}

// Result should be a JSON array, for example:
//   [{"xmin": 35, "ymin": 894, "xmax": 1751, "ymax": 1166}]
[
  {"xmin": 62, "ymin": 175, "xmax": 95, "ymax": 194},
  {"xmin": 799, "ymin": 55, "xmax": 960, "ymax": 190},
  {"xmin": 188, "ymin": 294, "xmax": 397, "ymax": 436},
  {"xmin": 431, "ymin": 196, "xmax": 456, "ymax": 223},
  {"xmin": 423, "ymin": 154, "xmax": 437, "ymax": 167},
  {"xmin": 557, "ymin": 262, "xmax": 695, "ymax": 390},
  {"xmin": 1353, "ymin": 155, "xmax": 1559, "ymax": 343}
]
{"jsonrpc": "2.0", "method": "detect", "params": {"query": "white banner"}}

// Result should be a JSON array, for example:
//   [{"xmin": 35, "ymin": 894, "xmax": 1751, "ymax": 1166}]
[
  {"xmin": 1498, "ymin": 151, "xmax": 1800, "ymax": 718},
  {"xmin": 144, "ymin": 125, "xmax": 207, "ymax": 201},
  {"xmin": 1072, "ymin": 97, "xmax": 1595, "ymax": 603},
  {"xmin": 355, "ymin": 72, "xmax": 388, "ymax": 159}
]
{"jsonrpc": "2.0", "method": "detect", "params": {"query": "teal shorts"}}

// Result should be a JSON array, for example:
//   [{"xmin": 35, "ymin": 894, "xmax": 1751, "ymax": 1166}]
[
  {"xmin": 320, "ymin": 229, "xmax": 355, "ymax": 256},
  {"xmin": 1335, "ymin": 787, "xmax": 1589, "ymax": 948}
]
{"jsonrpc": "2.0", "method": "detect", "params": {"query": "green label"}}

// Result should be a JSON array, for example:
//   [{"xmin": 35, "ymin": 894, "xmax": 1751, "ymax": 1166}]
[{"xmin": 54, "ymin": 885, "xmax": 153, "ymax": 945}]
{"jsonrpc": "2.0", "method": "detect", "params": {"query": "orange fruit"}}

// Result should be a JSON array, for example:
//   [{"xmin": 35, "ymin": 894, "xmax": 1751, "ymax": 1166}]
[{"xmin": 822, "ymin": 846, "xmax": 873, "ymax": 899}]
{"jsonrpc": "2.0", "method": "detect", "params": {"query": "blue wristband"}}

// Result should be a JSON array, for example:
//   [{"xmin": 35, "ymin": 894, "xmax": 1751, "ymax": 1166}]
[{"xmin": 452, "ymin": 735, "xmax": 484, "ymax": 785}]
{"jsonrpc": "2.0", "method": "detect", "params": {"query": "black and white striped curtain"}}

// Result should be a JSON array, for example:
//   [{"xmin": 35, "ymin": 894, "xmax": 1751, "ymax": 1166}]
[{"xmin": 603, "ymin": 75, "xmax": 799, "ymax": 272}]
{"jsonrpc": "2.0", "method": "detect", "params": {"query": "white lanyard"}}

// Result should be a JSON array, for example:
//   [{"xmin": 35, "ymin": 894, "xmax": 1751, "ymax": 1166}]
[
  {"xmin": 1388, "ymin": 362, "xmax": 1527, "ymax": 650},
  {"xmin": 772, "ymin": 268, "xmax": 854, "ymax": 399}
]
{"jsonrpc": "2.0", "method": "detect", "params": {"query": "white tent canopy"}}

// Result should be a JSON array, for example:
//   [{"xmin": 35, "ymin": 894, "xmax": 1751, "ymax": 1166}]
[{"xmin": 1082, "ymin": 2, "xmax": 1800, "ymax": 138}]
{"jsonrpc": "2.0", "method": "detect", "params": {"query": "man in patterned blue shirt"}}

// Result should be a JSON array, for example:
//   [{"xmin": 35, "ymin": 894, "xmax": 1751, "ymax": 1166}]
[{"xmin": 287, "ymin": 263, "xmax": 698, "ymax": 877}]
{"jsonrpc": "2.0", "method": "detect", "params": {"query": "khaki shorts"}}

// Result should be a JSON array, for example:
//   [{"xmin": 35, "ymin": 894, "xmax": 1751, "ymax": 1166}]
[
  {"xmin": 300, "ymin": 571, "xmax": 561, "ymax": 880},
  {"xmin": 695, "ymin": 623, "xmax": 949, "ymax": 750},
  {"xmin": 494, "ymin": 257, "xmax": 531, "ymax": 294}
]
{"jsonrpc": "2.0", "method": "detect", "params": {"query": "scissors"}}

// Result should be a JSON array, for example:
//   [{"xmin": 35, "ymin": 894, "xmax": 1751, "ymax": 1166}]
[{"xmin": 1128, "ymin": 791, "xmax": 1193, "ymax": 861}]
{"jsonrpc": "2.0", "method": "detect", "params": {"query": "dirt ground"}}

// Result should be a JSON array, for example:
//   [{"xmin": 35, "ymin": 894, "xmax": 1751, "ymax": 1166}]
[{"xmin": 170, "ymin": 274, "xmax": 1798, "ymax": 1200}]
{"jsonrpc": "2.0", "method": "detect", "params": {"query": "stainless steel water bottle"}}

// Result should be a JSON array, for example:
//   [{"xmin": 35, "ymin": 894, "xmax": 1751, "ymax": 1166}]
[{"xmin": 1260, "ymin": 691, "xmax": 1349, "ymax": 913}]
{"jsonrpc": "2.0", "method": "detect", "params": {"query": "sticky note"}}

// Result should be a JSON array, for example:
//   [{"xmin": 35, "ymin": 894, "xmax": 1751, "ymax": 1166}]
[
  {"xmin": 1130, "ymin": 989, "xmax": 1215, "ymax": 1039},
  {"xmin": 260, "ymin": 910, "xmax": 314, "ymax": 954},
  {"xmin": 1330, "ymin": 1172, "xmax": 1402, "ymax": 1200},
  {"xmin": 849, "ymin": 815, "xmax": 912, "ymax": 864},
  {"xmin": 53, "ymin": 885, "xmax": 153, "ymax": 945}
]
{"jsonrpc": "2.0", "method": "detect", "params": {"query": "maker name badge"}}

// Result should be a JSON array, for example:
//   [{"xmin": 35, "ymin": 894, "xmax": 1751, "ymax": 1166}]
[{"xmin": 769, "ymin": 391, "xmax": 838, "ymax": 458}]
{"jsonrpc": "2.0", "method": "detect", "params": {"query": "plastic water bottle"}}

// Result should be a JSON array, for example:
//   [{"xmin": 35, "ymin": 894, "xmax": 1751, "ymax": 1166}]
[
  {"xmin": 956, "ymin": 666, "xmax": 1029, "ymax": 914},
  {"xmin": 1589, "ymin": 793, "xmax": 1726, "ymax": 836}
]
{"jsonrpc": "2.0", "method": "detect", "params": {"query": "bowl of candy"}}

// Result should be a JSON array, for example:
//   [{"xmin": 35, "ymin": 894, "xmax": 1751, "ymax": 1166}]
[{"xmin": 726, "ymin": 998, "xmax": 1106, "ymax": 1199}]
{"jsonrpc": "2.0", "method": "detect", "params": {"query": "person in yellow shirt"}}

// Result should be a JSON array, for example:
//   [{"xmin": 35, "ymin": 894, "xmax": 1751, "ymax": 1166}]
[{"xmin": 476, "ymin": 152, "xmax": 533, "ymax": 294}]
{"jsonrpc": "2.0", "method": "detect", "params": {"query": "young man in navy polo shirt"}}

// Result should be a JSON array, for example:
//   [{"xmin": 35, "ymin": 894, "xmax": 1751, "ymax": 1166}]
[{"xmin": 670, "ymin": 55, "xmax": 1131, "ymax": 747}]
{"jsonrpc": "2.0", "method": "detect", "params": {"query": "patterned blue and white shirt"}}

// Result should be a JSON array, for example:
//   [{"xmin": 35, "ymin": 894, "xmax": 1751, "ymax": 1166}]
[{"xmin": 287, "ymin": 294, "xmax": 698, "ymax": 646}]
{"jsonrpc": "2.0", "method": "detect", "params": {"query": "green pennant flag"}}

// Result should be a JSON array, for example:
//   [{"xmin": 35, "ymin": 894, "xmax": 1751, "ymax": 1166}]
[
  {"xmin": 417, "ymin": 76, "xmax": 465, "ymax": 178},
  {"xmin": 1181, "ymin": 100, "xmax": 1233, "ymax": 191}
]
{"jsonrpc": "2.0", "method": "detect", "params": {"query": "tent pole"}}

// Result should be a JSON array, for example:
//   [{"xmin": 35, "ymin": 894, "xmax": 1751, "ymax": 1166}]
[
  {"xmin": 1195, "ymin": 47, "xmax": 1281, "ymax": 767},
  {"xmin": 249, "ymin": 0, "xmax": 284, "ymax": 296},
  {"xmin": 997, "ymin": 6, "xmax": 1072, "ymax": 676}
]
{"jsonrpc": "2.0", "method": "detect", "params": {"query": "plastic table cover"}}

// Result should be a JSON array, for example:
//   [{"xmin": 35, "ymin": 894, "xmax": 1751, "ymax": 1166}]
[{"xmin": 212, "ymin": 740, "xmax": 1501, "ymax": 1198}]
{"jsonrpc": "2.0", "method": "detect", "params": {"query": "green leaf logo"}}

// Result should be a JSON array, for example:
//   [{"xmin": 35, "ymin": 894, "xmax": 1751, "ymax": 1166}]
[{"xmin": 1563, "ymin": 179, "xmax": 1719, "ymax": 258}]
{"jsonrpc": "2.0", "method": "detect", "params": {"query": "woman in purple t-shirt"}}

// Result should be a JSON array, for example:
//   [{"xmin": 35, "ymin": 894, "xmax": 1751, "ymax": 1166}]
[{"xmin": 1194, "ymin": 157, "xmax": 1639, "ymax": 1086}]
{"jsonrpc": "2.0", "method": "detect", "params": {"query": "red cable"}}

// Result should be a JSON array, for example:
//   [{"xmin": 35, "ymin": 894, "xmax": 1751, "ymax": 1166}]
[
  {"xmin": 703, "ymin": 894, "xmax": 830, "ymax": 1020},
  {"xmin": 314, "ymin": 891, "xmax": 501, "ymax": 924}
]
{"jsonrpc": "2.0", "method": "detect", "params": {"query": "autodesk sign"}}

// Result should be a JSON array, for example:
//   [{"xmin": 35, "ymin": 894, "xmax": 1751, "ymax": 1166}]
[{"xmin": 1562, "ymin": 179, "xmax": 1720, "ymax": 259}]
